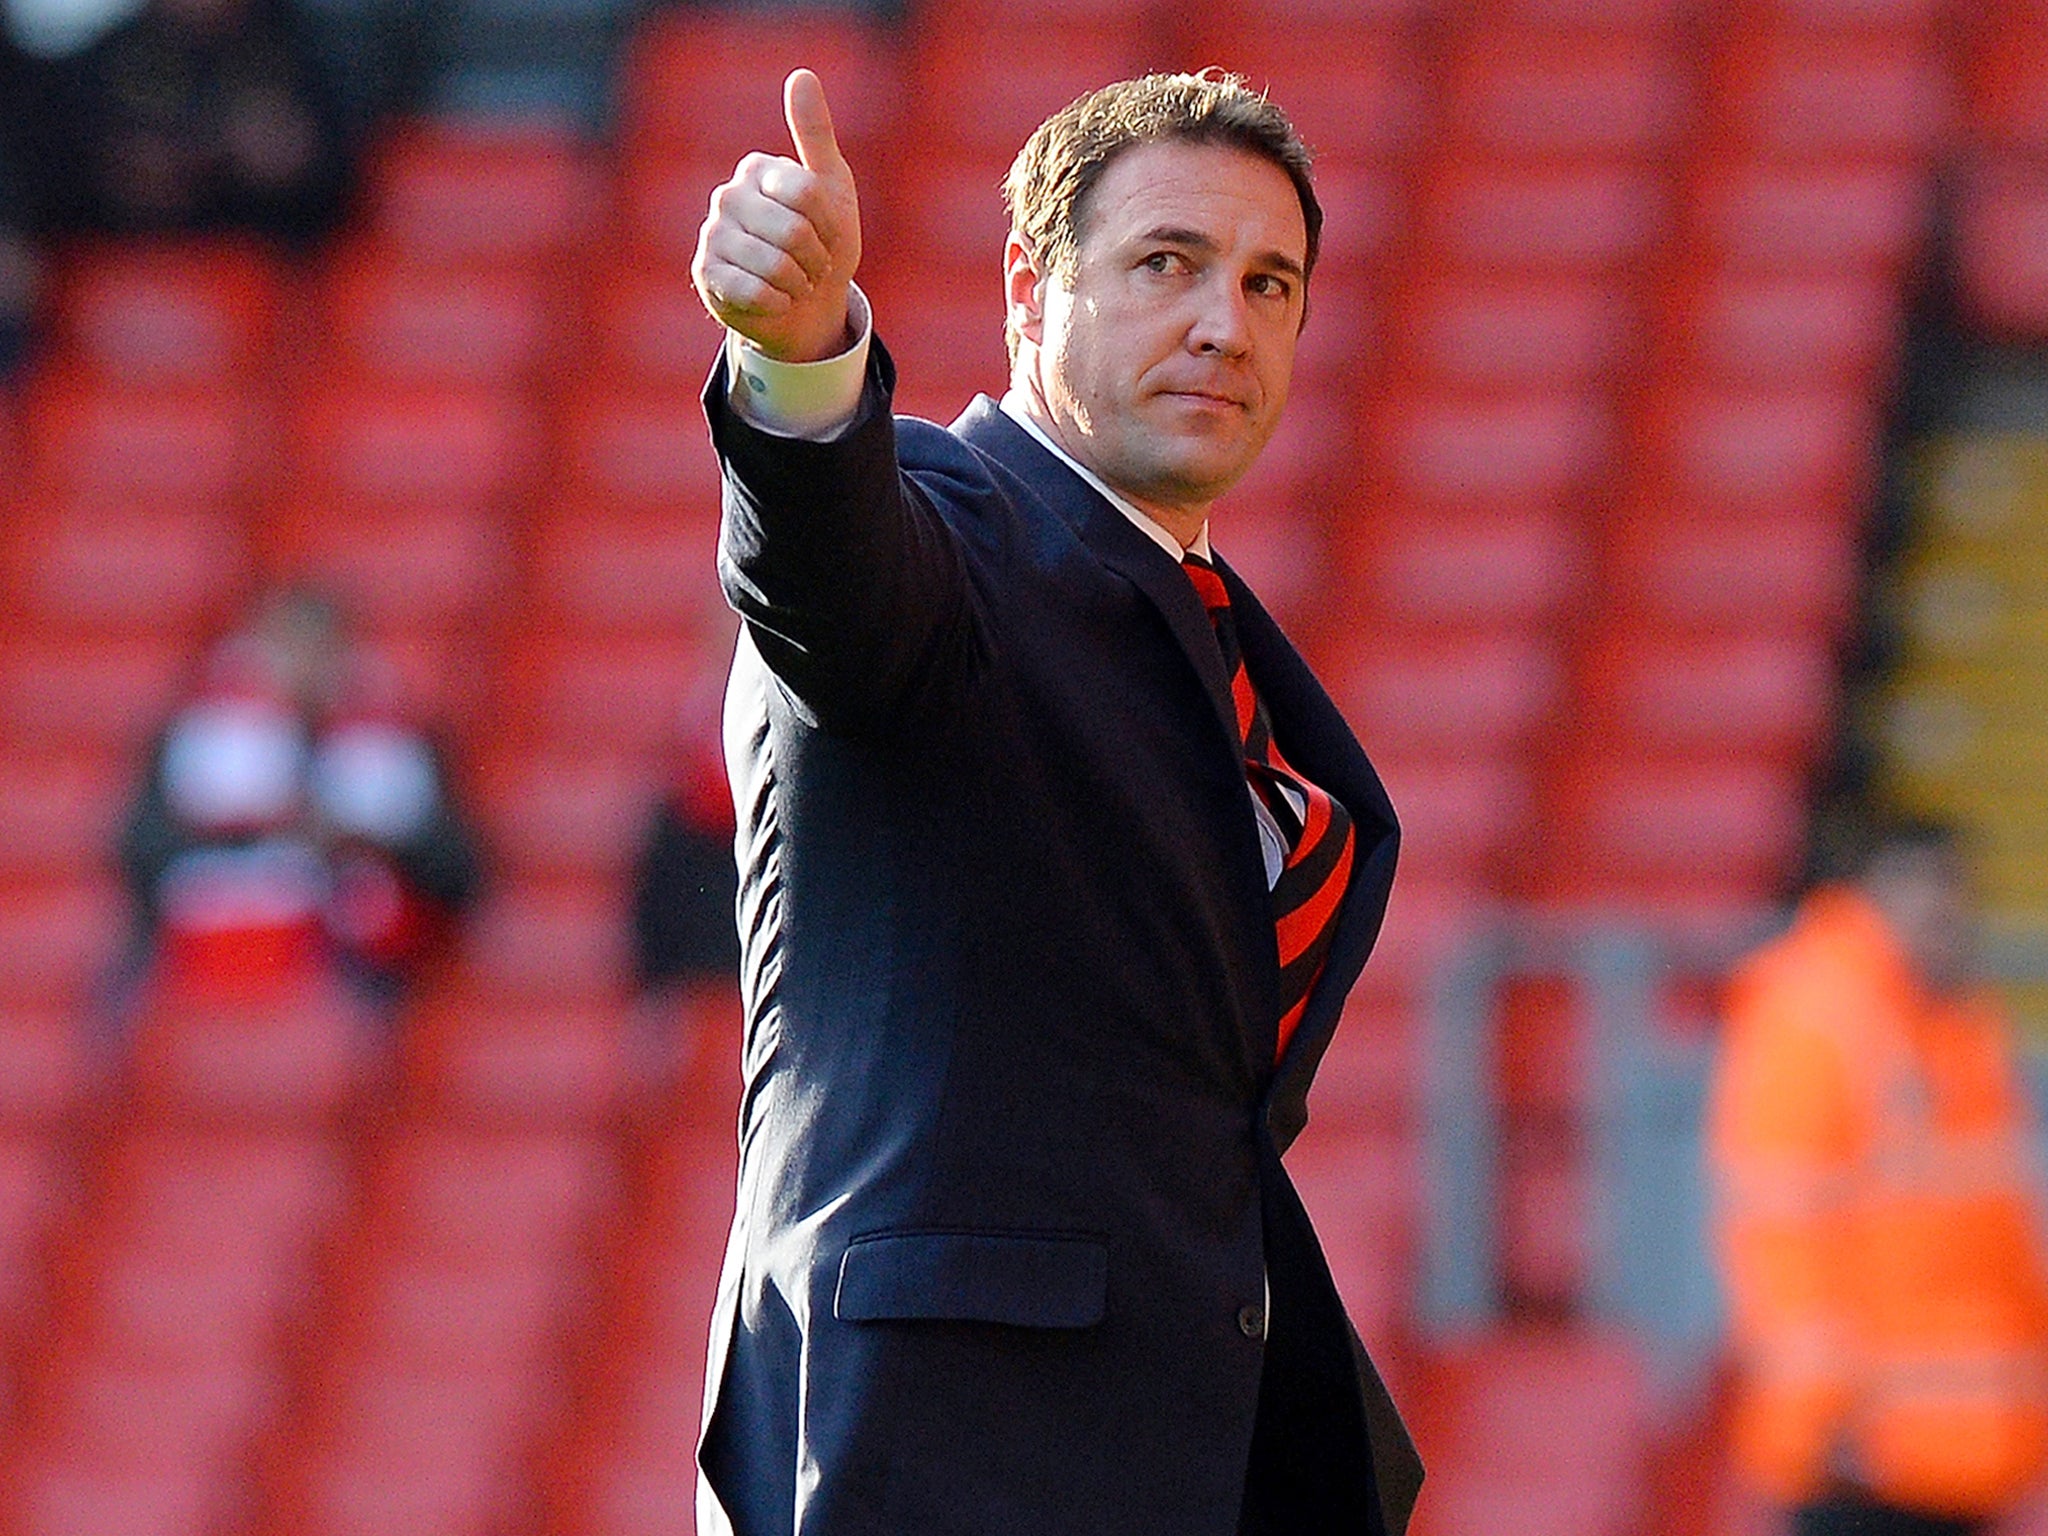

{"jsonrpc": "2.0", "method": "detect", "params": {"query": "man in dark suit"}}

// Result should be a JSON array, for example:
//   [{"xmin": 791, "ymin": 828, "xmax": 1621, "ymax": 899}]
[{"xmin": 689, "ymin": 68, "xmax": 1420, "ymax": 1536}]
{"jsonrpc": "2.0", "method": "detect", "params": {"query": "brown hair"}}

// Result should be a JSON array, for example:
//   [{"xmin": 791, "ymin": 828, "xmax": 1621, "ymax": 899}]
[{"xmin": 1001, "ymin": 71, "xmax": 1321, "ymax": 355}]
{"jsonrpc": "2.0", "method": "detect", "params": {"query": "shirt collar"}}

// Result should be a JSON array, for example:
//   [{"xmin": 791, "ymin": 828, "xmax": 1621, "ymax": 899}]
[{"xmin": 999, "ymin": 392, "xmax": 1211, "ymax": 563}]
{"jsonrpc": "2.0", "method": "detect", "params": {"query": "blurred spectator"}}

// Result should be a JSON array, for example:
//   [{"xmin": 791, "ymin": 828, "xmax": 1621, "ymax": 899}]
[
  {"xmin": 1707, "ymin": 817, "xmax": 2048, "ymax": 1536},
  {"xmin": 35, "ymin": 0, "xmax": 353, "ymax": 244},
  {"xmin": 629, "ymin": 716, "xmax": 738, "ymax": 1084},
  {"xmin": 117, "ymin": 586, "xmax": 482, "ymax": 1020}
]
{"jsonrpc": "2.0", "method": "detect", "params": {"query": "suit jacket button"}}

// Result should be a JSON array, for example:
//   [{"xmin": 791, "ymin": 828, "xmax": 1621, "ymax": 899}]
[{"xmin": 1237, "ymin": 1303, "xmax": 1266, "ymax": 1340}]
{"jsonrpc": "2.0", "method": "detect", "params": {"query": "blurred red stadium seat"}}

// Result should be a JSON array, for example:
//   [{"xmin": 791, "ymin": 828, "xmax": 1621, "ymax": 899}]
[
  {"xmin": 1291, "ymin": 269, "xmax": 1384, "ymax": 392},
  {"xmin": 578, "ymin": 262, "xmax": 727, "ymax": 389},
  {"xmin": 471, "ymin": 747, "xmax": 660, "ymax": 882},
  {"xmin": 1603, "ymin": 505, "xmax": 1860, "ymax": 634},
  {"xmin": 12, "ymin": 1457, "xmax": 219, "ymax": 1536},
  {"xmin": 1415, "ymin": 1328, "xmax": 1652, "ymax": 1536},
  {"xmin": 527, "ymin": 507, "xmax": 726, "ymax": 638},
  {"xmin": 1634, "ymin": 383, "xmax": 1880, "ymax": 517},
  {"xmin": 0, "ymin": 1136, "xmax": 66, "ymax": 1315},
  {"xmin": 1327, "ymin": 631, "xmax": 1566, "ymax": 757},
  {"xmin": 1386, "ymin": 277, "xmax": 1636, "ymax": 391},
  {"xmin": 360, "ymin": 119, "xmax": 599, "ymax": 272},
  {"xmin": 1442, "ymin": 30, "xmax": 1688, "ymax": 159},
  {"xmin": 1204, "ymin": 501, "xmax": 1336, "ymax": 639},
  {"xmin": 1347, "ymin": 873, "xmax": 1493, "ymax": 1009},
  {"xmin": 1285, "ymin": 1124, "xmax": 1417, "ymax": 1351},
  {"xmin": 615, "ymin": 7, "xmax": 903, "ymax": 164},
  {"xmin": 1201, "ymin": 0, "xmax": 1432, "ymax": 31},
  {"xmin": 1372, "ymin": 755, "xmax": 1533, "ymax": 879},
  {"xmin": 0, "ymin": 878, "xmax": 124, "ymax": 1007},
  {"xmin": 569, "ymin": 1365, "xmax": 702, "ymax": 1536},
  {"xmin": 1203, "ymin": 28, "xmax": 1425, "ymax": 165},
  {"xmin": 127, "ymin": 984, "xmax": 372, "ymax": 1122},
  {"xmin": 364, "ymin": 1125, "xmax": 610, "ymax": 1265},
  {"xmin": 407, "ymin": 993, "xmax": 631, "ymax": 1127},
  {"xmin": 0, "ymin": 1007, "xmax": 86, "ymax": 1127},
  {"xmin": 459, "ymin": 881, "xmax": 633, "ymax": 1006},
  {"xmin": 532, "ymin": 1122, "xmax": 736, "ymax": 1536},
  {"xmin": 0, "ymin": 749, "xmax": 126, "ymax": 884},
  {"xmin": 1367, "ymin": 390, "xmax": 1613, "ymax": 513},
  {"xmin": 285, "ymin": 382, "xmax": 539, "ymax": 512},
  {"xmin": 1540, "ymin": 755, "xmax": 1809, "ymax": 897},
  {"xmin": 12, "ymin": 1131, "xmax": 343, "ymax": 1528},
  {"xmin": 1749, "ymin": 0, "xmax": 1944, "ymax": 25},
  {"xmin": 297, "ymin": 1372, "xmax": 532, "ymax": 1536},
  {"xmin": 22, "ymin": 374, "xmax": 265, "ymax": 508},
  {"xmin": 1477, "ymin": 0, "xmax": 1689, "ymax": 27},
  {"xmin": 861, "ymin": 275, "xmax": 1013, "ymax": 407},
  {"xmin": 880, "ymin": 152, "xmax": 1014, "ymax": 275},
  {"xmin": 607, "ymin": 147, "xmax": 730, "ymax": 270},
  {"xmin": 497, "ymin": 630, "xmax": 729, "ymax": 759},
  {"xmin": 1709, "ymin": 29, "xmax": 1951, "ymax": 160},
  {"xmin": 1654, "ymin": 268, "xmax": 1904, "ymax": 387},
  {"xmin": 1304, "ymin": 159, "xmax": 1410, "ymax": 273},
  {"xmin": 1954, "ymin": 158, "xmax": 2048, "ymax": 342},
  {"xmin": 1417, "ymin": 157, "xmax": 1665, "ymax": 275},
  {"xmin": 351, "ymin": 1259, "xmax": 565, "ymax": 1372},
  {"xmin": 1687, "ymin": 157, "xmax": 1930, "ymax": 274},
  {"xmin": 1353, "ymin": 506, "xmax": 1587, "ymax": 629},
  {"xmin": 1306, "ymin": 996, "xmax": 1419, "ymax": 1132},
  {"xmin": 95, "ymin": 1131, "xmax": 342, "ymax": 1269},
  {"xmin": 1, "ymin": 503, "xmax": 245, "ymax": 638},
  {"xmin": 1577, "ymin": 628, "xmax": 1840, "ymax": 760},
  {"xmin": 910, "ymin": 26, "xmax": 1164, "ymax": 158},
  {"xmin": 0, "ymin": 633, "xmax": 189, "ymax": 754},
  {"xmin": 48, "ymin": 239, "xmax": 281, "ymax": 387},
  {"xmin": 552, "ymin": 382, "xmax": 724, "ymax": 517},
  {"xmin": 319, "ymin": 249, "xmax": 561, "ymax": 387},
  {"xmin": 262, "ymin": 502, "xmax": 514, "ymax": 631},
  {"xmin": 1969, "ymin": 11, "xmax": 2048, "ymax": 153}
]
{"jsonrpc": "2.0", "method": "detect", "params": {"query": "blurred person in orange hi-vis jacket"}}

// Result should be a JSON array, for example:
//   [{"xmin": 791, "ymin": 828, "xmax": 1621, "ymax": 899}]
[{"xmin": 1708, "ymin": 816, "xmax": 2048, "ymax": 1536}]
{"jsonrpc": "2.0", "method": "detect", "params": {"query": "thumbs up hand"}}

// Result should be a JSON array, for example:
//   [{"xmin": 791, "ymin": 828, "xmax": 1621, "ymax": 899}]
[{"xmin": 694, "ymin": 68, "xmax": 864, "ymax": 363}]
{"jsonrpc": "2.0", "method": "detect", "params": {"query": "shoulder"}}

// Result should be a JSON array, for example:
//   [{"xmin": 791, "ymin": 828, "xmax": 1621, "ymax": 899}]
[{"xmin": 892, "ymin": 405, "xmax": 1073, "ymax": 558}]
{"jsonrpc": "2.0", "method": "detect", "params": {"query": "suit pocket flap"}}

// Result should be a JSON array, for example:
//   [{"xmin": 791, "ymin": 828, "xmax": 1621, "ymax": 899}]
[{"xmin": 834, "ymin": 1230, "xmax": 1108, "ymax": 1329}]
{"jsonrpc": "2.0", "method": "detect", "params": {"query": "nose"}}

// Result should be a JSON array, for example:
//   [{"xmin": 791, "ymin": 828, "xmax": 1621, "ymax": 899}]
[{"xmin": 1186, "ymin": 273, "xmax": 1253, "ymax": 358}]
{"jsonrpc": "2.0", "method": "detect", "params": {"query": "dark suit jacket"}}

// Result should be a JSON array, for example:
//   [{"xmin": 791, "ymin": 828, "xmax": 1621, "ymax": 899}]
[{"xmin": 697, "ymin": 340, "xmax": 1421, "ymax": 1536}]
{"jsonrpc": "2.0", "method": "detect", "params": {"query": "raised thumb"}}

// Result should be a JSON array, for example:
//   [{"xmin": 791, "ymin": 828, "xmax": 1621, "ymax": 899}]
[{"xmin": 784, "ymin": 68, "xmax": 849, "ymax": 179}]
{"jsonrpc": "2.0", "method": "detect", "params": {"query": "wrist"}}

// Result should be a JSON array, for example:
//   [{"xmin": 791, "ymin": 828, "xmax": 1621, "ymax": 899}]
[{"xmin": 752, "ymin": 287, "xmax": 857, "ymax": 364}]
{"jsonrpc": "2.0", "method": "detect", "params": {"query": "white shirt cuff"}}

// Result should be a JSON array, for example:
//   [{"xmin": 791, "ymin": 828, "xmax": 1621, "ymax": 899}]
[{"xmin": 724, "ymin": 285, "xmax": 873, "ymax": 442}]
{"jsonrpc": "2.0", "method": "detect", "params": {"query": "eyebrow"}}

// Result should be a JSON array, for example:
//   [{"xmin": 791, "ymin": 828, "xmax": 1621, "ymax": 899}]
[{"xmin": 1138, "ymin": 225, "xmax": 1307, "ymax": 283}]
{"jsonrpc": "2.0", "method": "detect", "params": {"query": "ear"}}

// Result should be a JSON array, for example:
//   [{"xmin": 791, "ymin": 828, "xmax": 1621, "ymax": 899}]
[{"xmin": 1004, "ymin": 233, "xmax": 1048, "ymax": 348}]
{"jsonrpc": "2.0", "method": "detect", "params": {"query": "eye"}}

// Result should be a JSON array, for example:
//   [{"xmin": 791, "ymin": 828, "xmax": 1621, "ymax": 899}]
[
  {"xmin": 1247, "ymin": 272, "xmax": 1294, "ymax": 302},
  {"xmin": 1141, "ymin": 250, "xmax": 1190, "ymax": 275}
]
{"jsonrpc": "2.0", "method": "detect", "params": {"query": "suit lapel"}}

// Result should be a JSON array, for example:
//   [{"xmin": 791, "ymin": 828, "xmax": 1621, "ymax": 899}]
[
  {"xmin": 954, "ymin": 400, "xmax": 1283, "ymax": 1078},
  {"xmin": 953, "ymin": 399, "xmax": 1246, "ymax": 756}
]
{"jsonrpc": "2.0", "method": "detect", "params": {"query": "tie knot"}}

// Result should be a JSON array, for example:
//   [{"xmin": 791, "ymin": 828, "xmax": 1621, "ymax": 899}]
[{"xmin": 1181, "ymin": 552, "xmax": 1229, "ymax": 612}]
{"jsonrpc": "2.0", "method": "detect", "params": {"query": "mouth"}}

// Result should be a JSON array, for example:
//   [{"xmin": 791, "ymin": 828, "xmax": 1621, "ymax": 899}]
[{"xmin": 1158, "ymin": 388, "xmax": 1249, "ymax": 411}]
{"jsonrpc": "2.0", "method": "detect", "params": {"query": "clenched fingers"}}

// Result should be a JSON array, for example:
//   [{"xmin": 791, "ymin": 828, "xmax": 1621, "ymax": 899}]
[{"xmin": 717, "ymin": 167, "xmax": 837, "ymax": 282}]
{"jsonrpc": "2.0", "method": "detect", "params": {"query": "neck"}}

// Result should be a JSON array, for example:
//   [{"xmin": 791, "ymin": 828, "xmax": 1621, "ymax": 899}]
[{"xmin": 1010, "ymin": 374, "xmax": 1211, "ymax": 551}]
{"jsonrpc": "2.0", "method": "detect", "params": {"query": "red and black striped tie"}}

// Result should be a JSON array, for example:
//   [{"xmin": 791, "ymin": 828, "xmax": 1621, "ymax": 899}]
[{"xmin": 1183, "ymin": 553, "xmax": 1355, "ymax": 1062}]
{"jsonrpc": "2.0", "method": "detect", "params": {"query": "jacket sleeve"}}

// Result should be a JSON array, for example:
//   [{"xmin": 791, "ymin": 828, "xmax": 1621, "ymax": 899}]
[
  {"xmin": 1706, "ymin": 976, "xmax": 1861, "ymax": 1502},
  {"xmin": 704, "ymin": 338, "xmax": 977, "ymax": 735}
]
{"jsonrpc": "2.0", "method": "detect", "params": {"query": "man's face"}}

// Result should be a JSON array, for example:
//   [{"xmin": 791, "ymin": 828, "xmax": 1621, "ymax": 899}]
[{"xmin": 1008, "ymin": 139, "xmax": 1308, "ymax": 539}]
